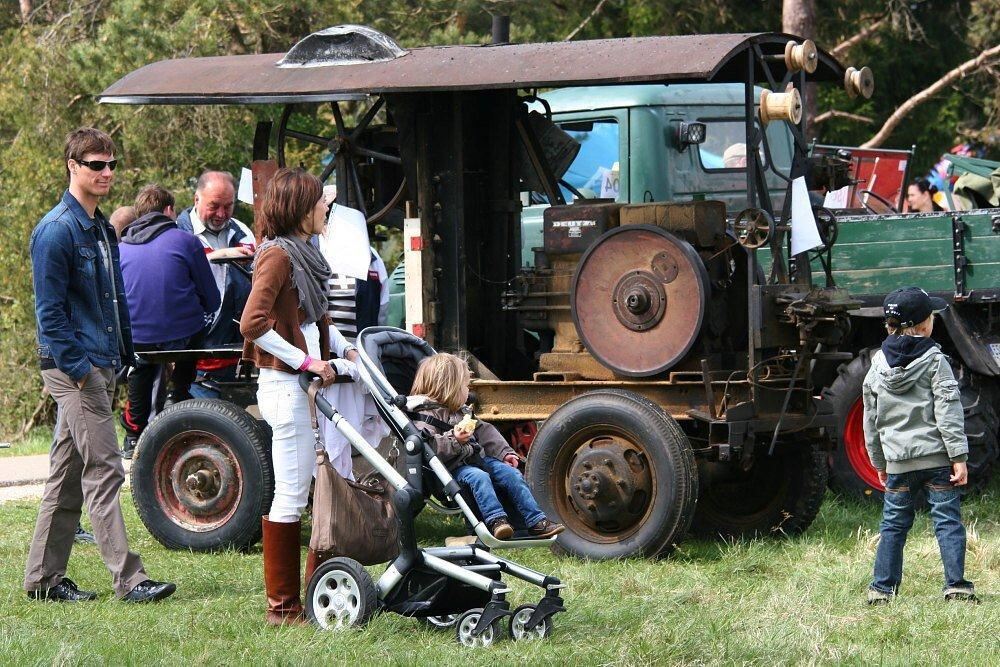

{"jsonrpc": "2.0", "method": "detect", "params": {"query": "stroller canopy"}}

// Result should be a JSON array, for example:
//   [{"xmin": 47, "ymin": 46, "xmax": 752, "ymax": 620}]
[{"xmin": 356, "ymin": 327, "xmax": 437, "ymax": 400}]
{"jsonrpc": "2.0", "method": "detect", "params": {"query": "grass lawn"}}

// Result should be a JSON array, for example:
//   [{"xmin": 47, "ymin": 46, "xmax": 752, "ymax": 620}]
[
  {"xmin": 0, "ymin": 427, "xmax": 56, "ymax": 458},
  {"xmin": 2, "ymin": 485, "xmax": 999, "ymax": 665}
]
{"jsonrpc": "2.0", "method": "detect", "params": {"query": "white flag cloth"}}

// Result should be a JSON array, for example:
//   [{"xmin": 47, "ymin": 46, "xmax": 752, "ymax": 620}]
[
  {"xmin": 321, "ymin": 203, "xmax": 370, "ymax": 280},
  {"xmin": 790, "ymin": 176, "xmax": 823, "ymax": 255},
  {"xmin": 237, "ymin": 167, "xmax": 255, "ymax": 205}
]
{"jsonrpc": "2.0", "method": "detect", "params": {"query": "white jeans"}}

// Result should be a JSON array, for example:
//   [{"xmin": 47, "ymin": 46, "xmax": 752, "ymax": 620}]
[{"xmin": 257, "ymin": 374, "xmax": 315, "ymax": 523}]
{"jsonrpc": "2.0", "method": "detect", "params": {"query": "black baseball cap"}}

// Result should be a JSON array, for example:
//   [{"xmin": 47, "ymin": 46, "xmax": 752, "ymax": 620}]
[{"xmin": 883, "ymin": 287, "xmax": 948, "ymax": 328}]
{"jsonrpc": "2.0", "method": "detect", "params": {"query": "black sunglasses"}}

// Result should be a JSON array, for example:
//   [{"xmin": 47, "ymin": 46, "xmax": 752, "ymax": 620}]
[{"xmin": 76, "ymin": 158, "xmax": 118, "ymax": 172}]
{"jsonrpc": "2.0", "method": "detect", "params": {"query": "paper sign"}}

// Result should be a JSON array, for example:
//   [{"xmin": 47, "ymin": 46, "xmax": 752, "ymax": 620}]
[
  {"xmin": 320, "ymin": 203, "xmax": 370, "ymax": 280},
  {"xmin": 823, "ymin": 185, "xmax": 849, "ymax": 209},
  {"xmin": 790, "ymin": 176, "xmax": 822, "ymax": 255},
  {"xmin": 237, "ymin": 167, "xmax": 254, "ymax": 205},
  {"xmin": 599, "ymin": 161, "xmax": 620, "ymax": 199}
]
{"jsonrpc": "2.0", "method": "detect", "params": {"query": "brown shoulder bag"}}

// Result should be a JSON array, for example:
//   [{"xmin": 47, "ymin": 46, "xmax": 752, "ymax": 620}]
[{"xmin": 306, "ymin": 381, "xmax": 399, "ymax": 566}]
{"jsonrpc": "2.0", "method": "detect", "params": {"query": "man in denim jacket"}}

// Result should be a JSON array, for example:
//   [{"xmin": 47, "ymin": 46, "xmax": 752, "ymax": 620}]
[
  {"xmin": 23, "ymin": 127, "xmax": 175, "ymax": 604},
  {"xmin": 862, "ymin": 286, "xmax": 977, "ymax": 604}
]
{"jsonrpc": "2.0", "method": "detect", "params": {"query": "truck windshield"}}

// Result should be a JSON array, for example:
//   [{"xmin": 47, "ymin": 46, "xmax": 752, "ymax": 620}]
[
  {"xmin": 697, "ymin": 119, "xmax": 766, "ymax": 171},
  {"xmin": 559, "ymin": 119, "xmax": 620, "ymax": 201}
]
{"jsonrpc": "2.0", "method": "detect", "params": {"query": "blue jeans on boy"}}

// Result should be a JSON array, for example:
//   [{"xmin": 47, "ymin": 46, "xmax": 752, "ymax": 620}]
[
  {"xmin": 871, "ymin": 466, "xmax": 973, "ymax": 595},
  {"xmin": 453, "ymin": 456, "xmax": 546, "ymax": 528}
]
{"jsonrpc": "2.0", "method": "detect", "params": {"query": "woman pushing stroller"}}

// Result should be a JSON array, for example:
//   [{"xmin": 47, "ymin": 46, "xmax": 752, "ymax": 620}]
[
  {"xmin": 239, "ymin": 167, "xmax": 358, "ymax": 626},
  {"xmin": 409, "ymin": 353, "xmax": 564, "ymax": 540}
]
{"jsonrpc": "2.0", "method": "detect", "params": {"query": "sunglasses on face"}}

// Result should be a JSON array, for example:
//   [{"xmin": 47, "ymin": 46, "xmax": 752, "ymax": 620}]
[{"xmin": 76, "ymin": 158, "xmax": 118, "ymax": 172}]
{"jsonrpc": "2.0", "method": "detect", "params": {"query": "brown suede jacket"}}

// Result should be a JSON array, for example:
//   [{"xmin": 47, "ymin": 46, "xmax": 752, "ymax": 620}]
[
  {"xmin": 408, "ymin": 398, "xmax": 515, "ymax": 470},
  {"xmin": 240, "ymin": 244, "xmax": 330, "ymax": 373}
]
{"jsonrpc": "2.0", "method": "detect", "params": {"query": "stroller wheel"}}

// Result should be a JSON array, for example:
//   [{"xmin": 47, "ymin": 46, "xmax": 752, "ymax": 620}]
[
  {"xmin": 305, "ymin": 557, "xmax": 377, "ymax": 630},
  {"xmin": 509, "ymin": 604, "xmax": 552, "ymax": 641},
  {"xmin": 455, "ymin": 608, "xmax": 503, "ymax": 647},
  {"xmin": 418, "ymin": 614, "xmax": 459, "ymax": 630}
]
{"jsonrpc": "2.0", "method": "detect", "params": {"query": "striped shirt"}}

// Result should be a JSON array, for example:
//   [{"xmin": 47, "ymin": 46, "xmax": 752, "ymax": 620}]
[{"xmin": 327, "ymin": 273, "xmax": 359, "ymax": 342}]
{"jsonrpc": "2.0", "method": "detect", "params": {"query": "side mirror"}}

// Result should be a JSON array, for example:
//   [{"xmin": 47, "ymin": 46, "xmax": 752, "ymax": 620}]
[{"xmin": 677, "ymin": 121, "xmax": 707, "ymax": 151}]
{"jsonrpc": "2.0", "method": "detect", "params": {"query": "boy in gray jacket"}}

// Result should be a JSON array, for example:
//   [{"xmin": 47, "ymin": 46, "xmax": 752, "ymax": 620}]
[{"xmin": 863, "ymin": 286, "xmax": 977, "ymax": 604}]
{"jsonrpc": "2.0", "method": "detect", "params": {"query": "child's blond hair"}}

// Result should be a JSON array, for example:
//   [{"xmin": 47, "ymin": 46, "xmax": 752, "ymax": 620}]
[
  {"xmin": 885, "ymin": 314, "xmax": 933, "ymax": 337},
  {"xmin": 411, "ymin": 353, "xmax": 470, "ymax": 412}
]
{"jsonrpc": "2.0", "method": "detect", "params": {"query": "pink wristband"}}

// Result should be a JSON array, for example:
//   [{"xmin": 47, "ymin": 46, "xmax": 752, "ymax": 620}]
[{"xmin": 298, "ymin": 355, "xmax": 313, "ymax": 371}]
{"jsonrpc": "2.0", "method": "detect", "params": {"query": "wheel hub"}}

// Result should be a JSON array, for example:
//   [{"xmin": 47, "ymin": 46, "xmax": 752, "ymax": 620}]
[
  {"xmin": 155, "ymin": 430, "xmax": 244, "ymax": 532},
  {"xmin": 613, "ymin": 272, "xmax": 666, "ymax": 331},
  {"xmin": 170, "ymin": 446, "xmax": 237, "ymax": 517},
  {"xmin": 567, "ymin": 438, "xmax": 652, "ymax": 530}
]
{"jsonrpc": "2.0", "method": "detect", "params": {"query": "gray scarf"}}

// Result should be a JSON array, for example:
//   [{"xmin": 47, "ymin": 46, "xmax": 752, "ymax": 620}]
[{"xmin": 257, "ymin": 235, "xmax": 331, "ymax": 325}]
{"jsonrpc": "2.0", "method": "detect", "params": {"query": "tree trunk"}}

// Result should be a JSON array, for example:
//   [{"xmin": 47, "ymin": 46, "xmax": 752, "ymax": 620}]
[
  {"xmin": 782, "ymin": 0, "xmax": 817, "ymax": 138},
  {"xmin": 20, "ymin": 0, "xmax": 33, "ymax": 22}
]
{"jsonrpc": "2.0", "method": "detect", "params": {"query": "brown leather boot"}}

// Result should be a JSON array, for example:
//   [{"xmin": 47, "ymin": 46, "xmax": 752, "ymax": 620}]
[
  {"xmin": 303, "ymin": 548, "xmax": 330, "ymax": 588},
  {"xmin": 262, "ymin": 516, "xmax": 306, "ymax": 626}
]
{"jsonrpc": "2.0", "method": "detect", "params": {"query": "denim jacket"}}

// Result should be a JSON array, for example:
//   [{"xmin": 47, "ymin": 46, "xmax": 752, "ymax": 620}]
[{"xmin": 30, "ymin": 190, "xmax": 134, "ymax": 381}]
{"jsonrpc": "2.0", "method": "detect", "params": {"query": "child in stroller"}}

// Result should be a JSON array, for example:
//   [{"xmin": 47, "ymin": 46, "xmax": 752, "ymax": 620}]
[
  {"xmin": 408, "ymin": 352, "xmax": 564, "ymax": 540},
  {"xmin": 302, "ymin": 327, "xmax": 566, "ymax": 646}
]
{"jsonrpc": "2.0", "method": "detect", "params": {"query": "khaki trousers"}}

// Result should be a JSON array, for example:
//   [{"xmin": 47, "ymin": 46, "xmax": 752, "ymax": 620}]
[{"xmin": 24, "ymin": 367, "xmax": 147, "ymax": 597}]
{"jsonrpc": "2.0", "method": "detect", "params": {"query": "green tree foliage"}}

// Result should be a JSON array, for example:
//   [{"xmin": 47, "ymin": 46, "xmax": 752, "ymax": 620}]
[{"xmin": 0, "ymin": 0, "xmax": 995, "ymax": 434}]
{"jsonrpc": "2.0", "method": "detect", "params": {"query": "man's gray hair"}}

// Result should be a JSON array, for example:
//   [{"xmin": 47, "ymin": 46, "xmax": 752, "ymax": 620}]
[{"xmin": 195, "ymin": 170, "xmax": 237, "ymax": 194}]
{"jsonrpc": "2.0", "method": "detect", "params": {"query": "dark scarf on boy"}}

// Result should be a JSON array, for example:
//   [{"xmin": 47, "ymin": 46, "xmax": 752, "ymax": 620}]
[{"xmin": 882, "ymin": 334, "xmax": 938, "ymax": 369}]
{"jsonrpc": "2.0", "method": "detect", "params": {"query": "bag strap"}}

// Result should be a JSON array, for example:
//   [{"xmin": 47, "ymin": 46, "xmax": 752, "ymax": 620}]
[{"xmin": 305, "ymin": 378, "xmax": 326, "ymax": 456}]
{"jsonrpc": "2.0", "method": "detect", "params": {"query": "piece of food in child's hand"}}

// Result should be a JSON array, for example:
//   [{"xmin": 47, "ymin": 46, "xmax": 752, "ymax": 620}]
[{"xmin": 454, "ymin": 415, "xmax": 478, "ymax": 436}]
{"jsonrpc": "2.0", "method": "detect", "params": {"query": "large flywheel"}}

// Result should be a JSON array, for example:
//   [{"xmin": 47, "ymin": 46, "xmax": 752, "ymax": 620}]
[
  {"xmin": 571, "ymin": 224, "xmax": 709, "ymax": 377},
  {"xmin": 276, "ymin": 97, "xmax": 406, "ymax": 226}
]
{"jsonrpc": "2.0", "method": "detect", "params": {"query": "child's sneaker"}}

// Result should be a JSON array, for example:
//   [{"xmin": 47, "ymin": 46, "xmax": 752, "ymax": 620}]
[
  {"xmin": 488, "ymin": 518, "xmax": 514, "ymax": 540},
  {"xmin": 866, "ymin": 588, "xmax": 893, "ymax": 606},
  {"xmin": 944, "ymin": 586, "xmax": 980, "ymax": 604},
  {"xmin": 528, "ymin": 518, "xmax": 565, "ymax": 539}
]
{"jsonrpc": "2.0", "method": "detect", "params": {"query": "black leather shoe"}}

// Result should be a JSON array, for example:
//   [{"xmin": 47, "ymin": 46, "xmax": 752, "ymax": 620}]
[
  {"xmin": 121, "ymin": 579, "xmax": 176, "ymax": 603},
  {"xmin": 27, "ymin": 577, "xmax": 98, "ymax": 602}
]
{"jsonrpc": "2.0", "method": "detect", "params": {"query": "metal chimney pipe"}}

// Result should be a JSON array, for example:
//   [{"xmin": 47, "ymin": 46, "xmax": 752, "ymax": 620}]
[{"xmin": 491, "ymin": 15, "xmax": 510, "ymax": 44}]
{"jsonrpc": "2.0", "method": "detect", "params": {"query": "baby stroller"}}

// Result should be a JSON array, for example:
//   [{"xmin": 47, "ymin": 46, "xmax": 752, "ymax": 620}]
[{"xmin": 300, "ymin": 327, "xmax": 566, "ymax": 647}]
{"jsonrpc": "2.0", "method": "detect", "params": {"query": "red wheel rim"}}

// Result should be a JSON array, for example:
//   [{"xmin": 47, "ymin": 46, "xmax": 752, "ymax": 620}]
[{"xmin": 843, "ymin": 398, "xmax": 883, "ymax": 491}]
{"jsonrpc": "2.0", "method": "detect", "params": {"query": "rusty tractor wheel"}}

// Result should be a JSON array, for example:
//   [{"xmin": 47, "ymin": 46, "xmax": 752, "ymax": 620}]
[
  {"xmin": 525, "ymin": 389, "xmax": 698, "ymax": 559},
  {"xmin": 690, "ymin": 443, "xmax": 827, "ymax": 539},
  {"xmin": 131, "ymin": 399, "xmax": 273, "ymax": 551}
]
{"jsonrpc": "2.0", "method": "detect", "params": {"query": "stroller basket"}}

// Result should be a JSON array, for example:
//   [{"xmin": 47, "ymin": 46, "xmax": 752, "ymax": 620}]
[{"xmin": 300, "ymin": 326, "xmax": 566, "ymax": 645}]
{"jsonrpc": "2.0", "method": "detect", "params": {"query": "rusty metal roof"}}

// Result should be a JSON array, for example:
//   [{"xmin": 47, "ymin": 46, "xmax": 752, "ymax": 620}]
[{"xmin": 99, "ymin": 32, "xmax": 846, "ymax": 105}]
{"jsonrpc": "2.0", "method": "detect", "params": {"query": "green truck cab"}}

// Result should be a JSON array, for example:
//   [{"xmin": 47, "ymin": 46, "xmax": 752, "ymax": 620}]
[{"xmin": 520, "ymin": 83, "xmax": 794, "ymax": 267}]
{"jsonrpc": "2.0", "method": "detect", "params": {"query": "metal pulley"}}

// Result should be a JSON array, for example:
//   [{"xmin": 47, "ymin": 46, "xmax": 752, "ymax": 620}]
[
  {"xmin": 571, "ymin": 225, "xmax": 709, "ymax": 377},
  {"xmin": 733, "ymin": 208, "xmax": 774, "ymax": 249},
  {"xmin": 759, "ymin": 87, "xmax": 802, "ymax": 126},
  {"xmin": 784, "ymin": 39, "xmax": 818, "ymax": 74},
  {"xmin": 844, "ymin": 66, "xmax": 874, "ymax": 99}
]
